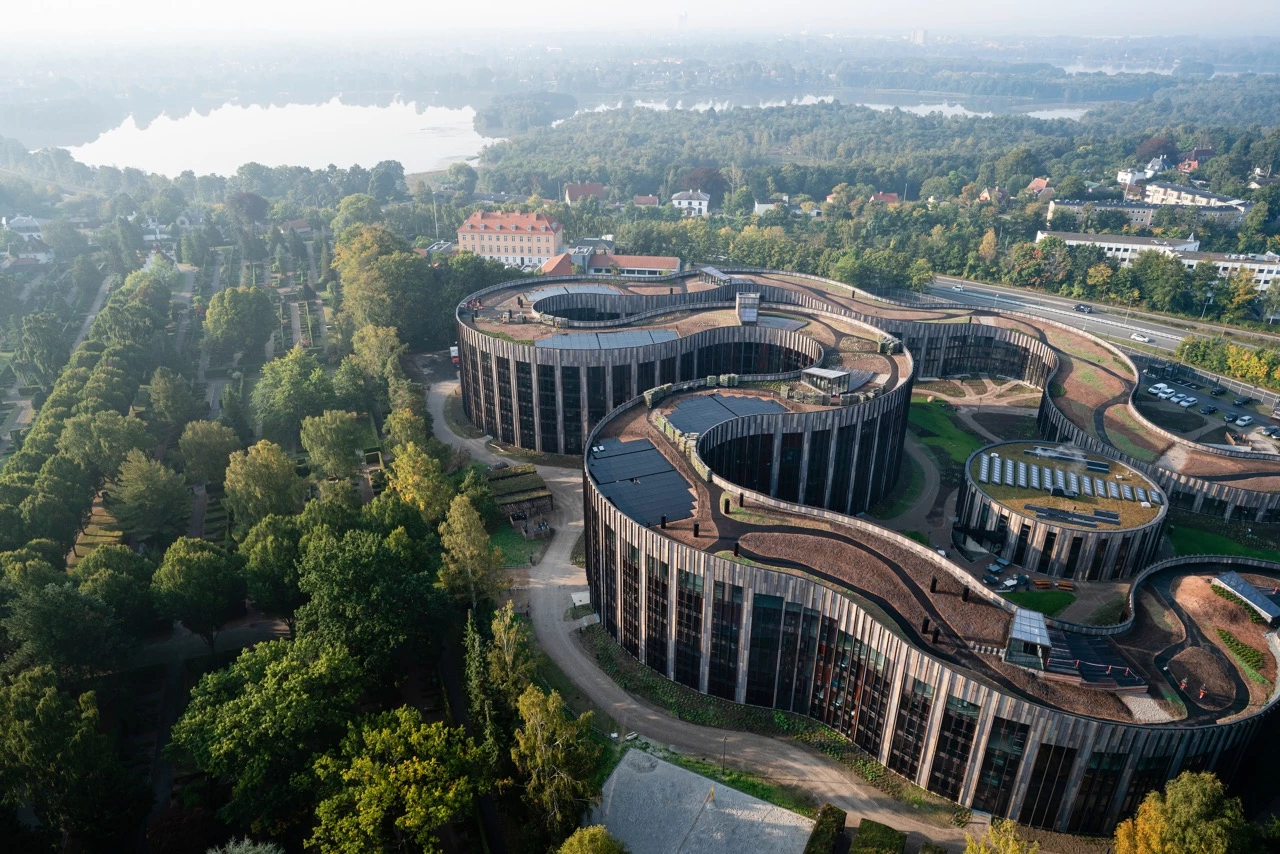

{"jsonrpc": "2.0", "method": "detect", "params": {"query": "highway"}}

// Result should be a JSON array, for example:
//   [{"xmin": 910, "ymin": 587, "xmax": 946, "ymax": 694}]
[{"xmin": 927, "ymin": 275, "xmax": 1188, "ymax": 352}]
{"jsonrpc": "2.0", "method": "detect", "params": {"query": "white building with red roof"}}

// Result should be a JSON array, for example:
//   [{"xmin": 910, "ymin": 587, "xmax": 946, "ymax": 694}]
[
  {"xmin": 584, "ymin": 253, "xmax": 681, "ymax": 278},
  {"xmin": 457, "ymin": 211, "xmax": 564, "ymax": 268}
]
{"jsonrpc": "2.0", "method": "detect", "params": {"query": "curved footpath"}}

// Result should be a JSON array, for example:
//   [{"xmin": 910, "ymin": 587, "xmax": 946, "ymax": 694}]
[{"xmin": 425, "ymin": 370, "xmax": 982, "ymax": 851}]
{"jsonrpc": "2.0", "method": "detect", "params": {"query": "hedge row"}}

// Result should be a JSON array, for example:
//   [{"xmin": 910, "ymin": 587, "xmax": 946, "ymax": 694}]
[
  {"xmin": 1216, "ymin": 628, "xmax": 1266, "ymax": 671},
  {"xmin": 802, "ymin": 803, "xmax": 847, "ymax": 854}
]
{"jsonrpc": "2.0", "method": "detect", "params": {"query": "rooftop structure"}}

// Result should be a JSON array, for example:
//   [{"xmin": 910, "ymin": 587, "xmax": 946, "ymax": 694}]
[
  {"xmin": 1212, "ymin": 571, "xmax": 1280, "ymax": 626},
  {"xmin": 564, "ymin": 182, "xmax": 606, "ymax": 204}
]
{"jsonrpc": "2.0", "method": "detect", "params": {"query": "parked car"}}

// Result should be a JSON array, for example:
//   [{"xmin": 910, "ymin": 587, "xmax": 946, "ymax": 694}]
[
  {"xmin": 1224, "ymin": 413, "xmax": 1237, "ymax": 423},
  {"xmin": 1147, "ymin": 383, "xmax": 1169, "ymax": 395},
  {"xmin": 1236, "ymin": 415, "xmax": 1255, "ymax": 427},
  {"xmin": 1170, "ymin": 393, "xmax": 1186, "ymax": 404},
  {"xmin": 1234, "ymin": 396, "xmax": 1254, "ymax": 406},
  {"xmin": 1074, "ymin": 304, "xmax": 1093, "ymax": 313},
  {"xmin": 1179, "ymin": 397, "xmax": 1198, "ymax": 408},
  {"xmin": 1210, "ymin": 386, "xmax": 1226, "ymax": 396},
  {"xmin": 1157, "ymin": 389, "xmax": 1176, "ymax": 400},
  {"xmin": 1130, "ymin": 332, "xmax": 1152, "ymax": 343},
  {"xmin": 1261, "ymin": 425, "xmax": 1280, "ymax": 437},
  {"xmin": 1200, "ymin": 404, "xmax": 1218, "ymax": 415}
]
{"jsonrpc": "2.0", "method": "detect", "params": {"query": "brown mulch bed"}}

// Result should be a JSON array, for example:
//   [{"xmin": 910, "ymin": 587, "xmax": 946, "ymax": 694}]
[
  {"xmin": 988, "ymin": 658, "xmax": 1134, "ymax": 722},
  {"xmin": 1174, "ymin": 574, "xmax": 1277, "ymax": 693},
  {"xmin": 1169, "ymin": 647, "xmax": 1233, "ymax": 710}
]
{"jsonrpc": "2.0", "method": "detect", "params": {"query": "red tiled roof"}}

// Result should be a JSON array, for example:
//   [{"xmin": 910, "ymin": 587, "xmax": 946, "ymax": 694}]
[
  {"xmin": 459, "ymin": 211, "xmax": 563, "ymax": 233},
  {"xmin": 539, "ymin": 253, "xmax": 575, "ymax": 275},
  {"xmin": 565, "ymin": 182, "xmax": 606, "ymax": 202},
  {"xmin": 633, "ymin": 195, "xmax": 659, "ymax": 206},
  {"xmin": 870, "ymin": 191, "xmax": 899, "ymax": 203},
  {"xmin": 587, "ymin": 253, "xmax": 680, "ymax": 270},
  {"xmin": 1025, "ymin": 177, "xmax": 1050, "ymax": 193}
]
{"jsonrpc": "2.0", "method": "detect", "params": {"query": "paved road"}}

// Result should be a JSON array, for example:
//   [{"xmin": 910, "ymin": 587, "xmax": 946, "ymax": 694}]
[{"xmin": 423, "ymin": 363, "xmax": 980, "ymax": 851}]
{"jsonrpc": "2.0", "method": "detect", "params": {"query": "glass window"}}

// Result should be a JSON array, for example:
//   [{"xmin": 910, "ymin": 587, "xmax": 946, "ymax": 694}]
[
  {"xmin": 1018, "ymin": 744, "xmax": 1078, "ymax": 829},
  {"xmin": 674, "ymin": 570, "xmax": 703, "ymax": 689},
  {"xmin": 927, "ymin": 697, "xmax": 981, "ymax": 801},
  {"xmin": 645, "ymin": 557, "xmax": 669, "ymax": 673},
  {"xmin": 708, "ymin": 581, "xmax": 743, "ymax": 700},
  {"xmin": 1068, "ymin": 752, "xmax": 1128, "ymax": 834},
  {"xmin": 972, "ymin": 718, "xmax": 1029, "ymax": 817},
  {"xmin": 745, "ymin": 595, "xmax": 783, "ymax": 707},
  {"xmin": 888, "ymin": 678, "xmax": 935, "ymax": 780}
]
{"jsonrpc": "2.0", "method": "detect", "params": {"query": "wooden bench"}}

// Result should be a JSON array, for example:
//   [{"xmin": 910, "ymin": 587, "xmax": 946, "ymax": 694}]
[
  {"xmin": 1057, "ymin": 581, "xmax": 1076, "ymax": 592},
  {"xmin": 1034, "ymin": 579, "xmax": 1053, "ymax": 590}
]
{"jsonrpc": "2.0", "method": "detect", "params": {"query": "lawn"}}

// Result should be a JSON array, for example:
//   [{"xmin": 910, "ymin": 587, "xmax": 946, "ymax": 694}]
[
  {"xmin": 853, "ymin": 819, "xmax": 907, "ymax": 854},
  {"xmin": 490, "ymin": 525, "xmax": 545, "ymax": 566},
  {"xmin": 1081, "ymin": 596, "xmax": 1127, "ymax": 626},
  {"xmin": 907, "ymin": 399, "xmax": 985, "ymax": 465},
  {"xmin": 1002, "ymin": 590, "xmax": 1077, "ymax": 617},
  {"xmin": 1170, "ymin": 526, "xmax": 1280, "ymax": 560},
  {"xmin": 867, "ymin": 452, "xmax": 925, "ymax": 520}
]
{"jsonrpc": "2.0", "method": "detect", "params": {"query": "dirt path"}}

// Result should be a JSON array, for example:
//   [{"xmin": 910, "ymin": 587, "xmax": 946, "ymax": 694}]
[{"xmin": 423, "ymin": 366, "xmax": 982, "ymax": 851}]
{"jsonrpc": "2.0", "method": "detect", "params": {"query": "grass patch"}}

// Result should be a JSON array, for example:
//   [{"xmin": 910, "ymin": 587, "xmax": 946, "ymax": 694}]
[
  {"xmin": 490, "ymin": 525, "xmax": 546, "ymax": 566},
  {"xmin": 867, "ymin": 452, "xmax": 925, "ymax": 520},
  {"xmin": 485, "ymin": 440, "xmax": 581, "ymax": 469},
  {"xmin": 908, "ymin": 399, "xmax": 985, "ymax": 465},
  {"xmin": 1215, "ymin": 628, "xmax": 1269, "ymax": 683},
  {"xmin": 1169, "ymin": 526, "xmax": 1280, "ymax": 560},
  {"xmin": 804, "ymin": 803, "xmax": 848, "ymax": 854},
  {"xmin": 577, "ymin": 624, "xmax": 970, "ymax": 827},
  {"xmin": 570, "ymin": 532, "xmax": 586, "ymax": 568},
  {"xmin": 444, "ymin": 390, "xmax": 485, "ymax": 439},
  {"xmin": 902, "ymin": 531, "xmax": 930, "ymax": 546},
  {"xmin": 1001, "ymin": 590, "xmax": 1077, "ymax": 617},
  {"xmin": 852, "ymin": 819, "xmax": 906, "ymax": 854},
  {"xmin": 1105, "ymin": 407, "xmax": 1164, "ymax": 463},
  {"xmin": 645, "ymin": 745, "xmax": 819, "ymax": 819},
  {"xmin": 1081, "ymin": 596, "xmax": 1127, "ymax": 626}
]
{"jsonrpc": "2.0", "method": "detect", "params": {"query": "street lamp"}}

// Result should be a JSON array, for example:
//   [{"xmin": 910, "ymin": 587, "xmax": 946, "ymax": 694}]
[{"xmin": 1200, "ymin": 291, "xmax": 1215, "ymax": 321}]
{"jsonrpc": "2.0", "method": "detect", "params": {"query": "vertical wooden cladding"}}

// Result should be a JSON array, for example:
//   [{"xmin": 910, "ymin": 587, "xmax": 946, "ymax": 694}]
[{"xmin": 584, "ymin": 469, "xmax": 1277, "ymax": 836}]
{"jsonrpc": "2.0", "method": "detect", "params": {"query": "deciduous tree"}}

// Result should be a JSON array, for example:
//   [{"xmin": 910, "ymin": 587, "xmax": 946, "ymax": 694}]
[
  {"xmin": 204, "ymin": 286, "xmax": 275, "ymax": 358},
  {"xmin": 438, "ymin": 494, "xmax": 505, "ymax": 610},
  {"xmin": 110, "ymin": 449, "xmax": 191, "ymax": 544},
  {"xmin": 224, "ymin": 440, "xmax": 306, "ymax": 537},
  {"xmin": 179, "ymin": 420, "xmax": 242, "ymax": 485},
  {"xmin": 300, "ymin": 409, "xmax": 362, "ymax": 479},
  {"xmin": 310, "ymin": 707, "xmax": 492, "ymax": 853},
  {"xmin": 1114, "ymin": 772, "xmax": 1254, "ymax": 854},
  {"xmin": 150, "ymin": 537, "xmax": 245, "ymax": 650},
  {"xmin": 57, "ymin": 410, "xmax": 151, "ymax": 483},
  {"xmin": 148, "ymin": 367, "xmax": 200, "ymax": 441},
  {"xmin": 512, "ymin": 685, "xmax": 601, "ymax": 840},
  {"xmin": 4, "ymin": 582, "xmax": 131, "ymax": 679},
  {"xmin": 251, "ymin": 345, "xmax": 335, "ymax": 442},
  {"xmin": 240, "ymin": 514, "xmax": 304, "ymax": 634},
  {"xmin": 388, "ymin": 442, "xmax": 454, "ymax": 526},
  {"xmin": 559, "ymin": 826, "xmax": 630, "ymax": 854}
]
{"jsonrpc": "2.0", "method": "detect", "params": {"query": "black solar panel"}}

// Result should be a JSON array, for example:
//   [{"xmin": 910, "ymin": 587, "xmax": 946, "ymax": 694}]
[
  {"xmin": 587, "ymin": 439, "xmax": 695, "ymax": 526},
  {"xmin": 537, "ymin": 329, "xmax": 680, "ymax": 349},
  {"xmin": 665, "ymin": 393, "xmax": 787, "ymax": 434}
]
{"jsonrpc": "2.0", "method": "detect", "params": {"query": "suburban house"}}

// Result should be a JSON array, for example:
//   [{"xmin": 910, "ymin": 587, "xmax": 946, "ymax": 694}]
[
  {"xmin": 4, "ymin": 237, "xmax": 55, "ymax": 267},
  {"xmin": 2, "ymin": 214, "xmax": 43, "ymax": 241},
  {"xmin": 413, "ymin": 240, "xmax": 456, "ymax": 258},
  {"xmin": 175, "ymin": 210, "xmax": 205, "ymax": 232},
  {"xmin": 978, "ymin": 186, "xmax": 1009, "ymax": 204},
  {"xmin": 564, "ymin": 182, "xmax": 606, "ymax": 205},
  {"xmin": 870, "ymin": 191, "xmax": 900, "ymax": 204},
  {"xmin": 671, "ymin": 189, "xmax": 710, "ymax": 217},
  {"xmin": 754, "ymin": 197, "xmax": 788, "ymax": 216},
  {"xmin": 633, "ymin": 195, "xmax": 660, "ymax": 208},
  {"xmin": 457, "ymin": 211, "xmax": 564, "ymax": 268},
  {"xmin": 568, "ymin": 236, "xmax": 615, "ymax": 256},
  {"xmin": 584, "ymin": 253, "xmax": 681, "ymax": 278},
  {"xmin": 278, "ymin": 218, "xmax": 313, "ymax": 238},
  {"xmin": 139, "ymin": 216, "xmax": 170, "ymax": 244}
]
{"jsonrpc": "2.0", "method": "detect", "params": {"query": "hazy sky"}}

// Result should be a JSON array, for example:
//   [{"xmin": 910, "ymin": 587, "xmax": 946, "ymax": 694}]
[{"xmin": 9, "ymin": 0, "xmax": 1277, "ymax": 40}]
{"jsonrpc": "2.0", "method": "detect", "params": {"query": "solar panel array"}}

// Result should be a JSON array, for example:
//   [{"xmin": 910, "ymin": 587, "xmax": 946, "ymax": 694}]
[
  {"xmin": 757, "ymin": 315, "xmax": 806, "ymax": 331},
  {"xmin": 665, "ymin": 393, "xmax": 788, "ymax": 435},
  {"xmin": 975, "ymin": 449, "xmax": 1163, "ymax": 509},
  {"xmin": 1213, "ymin": 571, "xmax": 1280, "ymax": 623},
  {"xmin": 587, "ymin": 438, "xmax": 695, "ymax": 527},
  {"xmin": 537, "ymin": 329, "xmax": 680, "ymax": 350}
]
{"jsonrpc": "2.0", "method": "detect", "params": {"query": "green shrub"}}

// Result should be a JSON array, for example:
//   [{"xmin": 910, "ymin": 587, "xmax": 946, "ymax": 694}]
[
  {"xmin": 1216, "ymin": 628, "xmax": 1266, "ymax": 671},
  {"xmin": 803, "ymin": 803, "xmax": 848, "ymax": 854},
  {"xmin": 1211, "ymin": 584, "xmax": 1265, "ymax": 624},
  {"xmin": 852, "ymin": 819, "xmax": 906, "ymax": 854},
  {"xmin": 919, "ymin": 845, "xmax": 948, "ymax": 854}
]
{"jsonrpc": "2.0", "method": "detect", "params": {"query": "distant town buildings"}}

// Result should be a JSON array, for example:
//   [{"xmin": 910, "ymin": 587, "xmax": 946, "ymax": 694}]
[
  {"xmin": 978, "ymin": 186, "xmax": 1009, "ymax": 204},
  {"xmin": 633, "ymin": 195, "xmax": 660, "ymax": 208},
  {"xmin": 457, "ymin": 211, "xmax": 564, "ymax": 268},
  {"xmin": 1047, "ymin": 199, "xmax": 1249, "ymax": 228},
  {"xmin": 1143, "ymin": 181, "xmax": 1250, "ymax": 210},
  {"xmin": 671, "ymin": 189, "xmax": 710, "ymax": 217},
  {"xmin": 2, "ymin": 214, "xmax": 43, "ymax": 241},
  {"xmin": 1036, "ymin": 230, "xmax": 1280, "ymax": 290},
  {"xmin": 278, "ymin": 218, "xmax": 313, "ymax": 238},
  {"xmin": 564, "ymin": 182, "xmax": 606, "ymax": 205}
]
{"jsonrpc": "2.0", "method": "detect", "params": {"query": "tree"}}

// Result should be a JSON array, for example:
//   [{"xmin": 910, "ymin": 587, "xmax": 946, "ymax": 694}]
[
  {"xmin": 366, "ymin": 160, "xmax": 406, "ymax": 203},
  {"xmin": 110, "ymin": 449, "xmax": 191, "ymax": 544},
  {"xmin": 204, "ymin": 286, "xmax": 275, "ymax": 359},
  {"xmin": 512, "ymin": 685, "xmax": 601, "ymax": 840},
  {"xmin": 296, "ymin": 527, "xmax": 437, "ymax": 671},
  {"xmin": 459, "ymin": 467, "xmax": 501, "ymax": 529},
  {"xmin": 351, "ymin": 324, "xmax": 407, "ymax": 384},
  {"xmin": 4, "ymin": 583, "xmax": 131, "ymax": 679},
  {"xmin": 965, "ymin": 820, "xmax": 1038, "ymax": 854},
  {"xmin": 438, "ymin": 494, "xmax": 505, "ymax": 611},
  {"xmin": 150, "ymin": 537, "xmax": 245, "ymax": 650},
  {"xmin": 310, "ymin": 707, "xmax": 492, "ymax": 854},
  {"xmin": 56, "ymin": 410, "xmax": 151, "ymax": 483},
  {"xmin": 383, "ymin": 408, "xmax": 429, "ymax": 453},
  {"xmin": 251, "ymin": 345, "xmax": 335, "ymax": 442},
  {"xmin": 148, "ymin": 367, "xmax": 200, "ymax": 440},
  {"xmin": 463, "ymin": 610, "xmax": 495, "ymax": 728},
  {"xmin": 388, "ymin": 442, "xmax": 454, "ymax": 526},
  {"xmin": 40, "ymin": 219, "xmax": 90, "ymax": 259},
  {"xmin": 219, "ymin": 381, "xmax": 254, "ymax": 443},
  {"xmin": 77, "ymin": 554, "xmax": 157, "ymax": 641},
  {"xmin": 0, "ymin": 668, "xmax": 150, "ymax": 848},
  {"xmin": 240, "ymin": 514, "xmax": 304, "ymax": 633},
  {"xmin": 1114, "ymin": 772, "xmax": 1254, "ymax": 854},
  {"xmin": 488, "ymin": 600, "xmax": 538, "ymax": 715},
  {"xmin": 444, "ymin": 162, "xmax": 479, "ymax": 196},
  {"xmin": 224, "ymin": 440, "xmax": 307, "ymax": 537},
  {"xmin": 179, "ymin": 420, "xmax": 242, "ymax": 485},
  {"xmin": 168, "ymin": 635, "xmax": 363, "ymax": 833},
  {"xmin": 206, "ymin": 841, "xmax": 284, "ymax": 854},
  {"xmin": 300, "ymin": 410, "xmax": 363, "ymax": 479},
  {"xmin": 1221, "ymin": 268, "xmax": 1259, "ymax": 323},
  {"xmin": 330, "ymin": 194, "xmax": 384, "ymax": 236},
  {"xmin": 16, "ymin": 312, "xmax": 68, "ymax": 390},
  {"xmin": 559, "ymin": 826, "xmax": 630, "ymax": 854}
]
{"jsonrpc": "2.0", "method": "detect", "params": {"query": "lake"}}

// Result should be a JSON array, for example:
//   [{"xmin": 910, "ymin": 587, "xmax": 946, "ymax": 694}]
[{"xmin": 68, "ymin": 97, "xmax": 494, "ymax": 177}]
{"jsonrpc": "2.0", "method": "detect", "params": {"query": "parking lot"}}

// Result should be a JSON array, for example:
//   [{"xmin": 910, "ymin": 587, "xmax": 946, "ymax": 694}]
[{"xmin": 1139, "ymin": 373, "xmax": 1280, "ymax": 452}]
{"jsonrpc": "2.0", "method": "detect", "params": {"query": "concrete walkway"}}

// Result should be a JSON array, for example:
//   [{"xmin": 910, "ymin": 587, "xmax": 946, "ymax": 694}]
[{"xmin": 424, "ymin": 364, "xmax": 980, "ymax": 852}]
